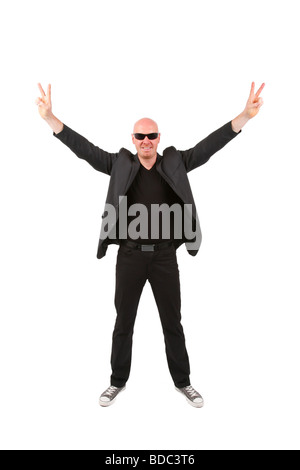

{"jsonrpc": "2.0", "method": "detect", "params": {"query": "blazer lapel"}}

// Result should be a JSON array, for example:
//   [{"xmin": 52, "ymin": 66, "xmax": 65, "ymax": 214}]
[{"xmin": 123, "ymin": 152, "xmax": 140, "ymax": 195}]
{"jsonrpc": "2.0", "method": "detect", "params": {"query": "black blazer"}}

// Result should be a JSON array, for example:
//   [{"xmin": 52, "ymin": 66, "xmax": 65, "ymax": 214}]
[{"xmin": 53, "ymin": 121, "xmax": 240, "ymax": 259}]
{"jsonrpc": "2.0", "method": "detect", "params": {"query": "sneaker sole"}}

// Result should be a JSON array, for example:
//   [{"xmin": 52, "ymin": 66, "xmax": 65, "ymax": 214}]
[
  {"xmin": 99, "ymin": 386, "xmax": 126, "ymax": 407},
  {"xmin": 175, "ymin": 387, "xmax": 204, "ymax": 408}
]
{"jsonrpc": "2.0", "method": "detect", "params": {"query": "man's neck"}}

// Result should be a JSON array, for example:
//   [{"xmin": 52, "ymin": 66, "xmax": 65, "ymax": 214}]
[{"xmin": 138, "ymin": 153, "xmax": 157, "ymax": 170}]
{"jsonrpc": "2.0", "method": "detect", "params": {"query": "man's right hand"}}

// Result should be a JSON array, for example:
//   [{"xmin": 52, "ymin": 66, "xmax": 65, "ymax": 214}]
[
  {"xmin": 36, "ymin": 83, "xmax": 52, "ymax": 120},
  {"xmin": 36, "ymin": 83, "xmax": 63, "ymax": 134}
]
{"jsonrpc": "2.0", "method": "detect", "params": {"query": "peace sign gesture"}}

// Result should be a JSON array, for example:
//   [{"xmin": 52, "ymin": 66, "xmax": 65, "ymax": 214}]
[
  {"xmin": 36, "ymin": 83, "xmax": 52, "ymax": 120},
  {"xmin": 244, "ymin": 82, "xmax": 265, "ymax": 119}
]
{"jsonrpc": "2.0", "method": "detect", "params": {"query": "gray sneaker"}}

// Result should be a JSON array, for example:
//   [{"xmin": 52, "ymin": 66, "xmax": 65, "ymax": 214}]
[
  {"xmin": 175, "ymin": 385, "xmax": 204, "ymax": 408},
  {"xmin": 99, "ymin": 385, "xmax": 126, "ymax": 407}
]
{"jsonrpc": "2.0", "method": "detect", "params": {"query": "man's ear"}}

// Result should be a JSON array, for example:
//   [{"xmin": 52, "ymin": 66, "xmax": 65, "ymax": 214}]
[{"xmin": 131, "ymin": 134, "xmax": 135, "ymax": 145}]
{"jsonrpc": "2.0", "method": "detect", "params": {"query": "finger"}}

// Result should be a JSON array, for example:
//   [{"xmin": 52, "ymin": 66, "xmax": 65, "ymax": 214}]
[
  {"xmin": 47, "ymin": 83, "xmax": 51, "ymax": 102},
  {"xmin": 255, "ymin": 82, "xmax": 265, "ymax": 98},
  {"xmin": 38, "ymin": 82, "xmax": 46, "ymax": 97},
  {"xmin": 249, "ymin": 81, "xmax": 255, "ymax": 98}
]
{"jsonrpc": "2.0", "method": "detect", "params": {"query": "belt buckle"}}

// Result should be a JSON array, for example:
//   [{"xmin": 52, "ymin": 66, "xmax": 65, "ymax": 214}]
[{"xmin": 141, "ymin": 244, "xmax": 155, "ymax": 252}]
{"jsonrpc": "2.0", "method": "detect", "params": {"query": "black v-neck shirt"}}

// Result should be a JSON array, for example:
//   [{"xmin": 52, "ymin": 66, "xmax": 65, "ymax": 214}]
[{"xmin": 124, "ymin": 161, "xmax": 184, "ymax": 244}]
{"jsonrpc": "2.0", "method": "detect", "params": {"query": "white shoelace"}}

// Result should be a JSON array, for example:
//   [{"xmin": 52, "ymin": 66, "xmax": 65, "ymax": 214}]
[
  {"xmin": 184, "ymin": 386, "xmax": 200, "ymax": 399},
  {"xmin": 104, "ymin": 386, "xmax": 118, "ymax": 397}
]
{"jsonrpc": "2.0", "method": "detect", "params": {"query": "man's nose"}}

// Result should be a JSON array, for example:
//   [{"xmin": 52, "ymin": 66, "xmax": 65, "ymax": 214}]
[{"xmin": 143, "ymin": 136, "xmax": 150, "ymax": 143}]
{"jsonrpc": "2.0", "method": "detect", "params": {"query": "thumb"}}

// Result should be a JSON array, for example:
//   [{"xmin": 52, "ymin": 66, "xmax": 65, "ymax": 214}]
[{"xmin": 255, "ymin": 97, "xmax": 263, "ymax": 107}]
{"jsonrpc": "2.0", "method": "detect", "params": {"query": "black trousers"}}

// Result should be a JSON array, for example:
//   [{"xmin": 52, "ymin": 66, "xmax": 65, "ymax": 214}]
[{"xmin": 110, "ymin": 243, "xmax": 191, "ymax": 388}]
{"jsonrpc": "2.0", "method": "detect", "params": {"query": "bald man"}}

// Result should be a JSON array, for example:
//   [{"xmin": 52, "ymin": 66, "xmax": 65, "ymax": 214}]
[{"xmin": 36, "ymin": 82, "xmax": 264, "ymax": 408}]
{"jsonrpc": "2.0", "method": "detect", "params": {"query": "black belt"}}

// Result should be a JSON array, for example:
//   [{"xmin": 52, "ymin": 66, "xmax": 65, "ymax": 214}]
[{"xmin": 120, "ymin": 240, "xmax": 174, "ymax": 252}]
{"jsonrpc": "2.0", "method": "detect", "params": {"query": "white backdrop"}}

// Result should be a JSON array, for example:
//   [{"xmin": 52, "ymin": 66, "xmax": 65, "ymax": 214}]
[{"xmin": 1, "ymin": 0, "xmax": 299, "ymax": 450}]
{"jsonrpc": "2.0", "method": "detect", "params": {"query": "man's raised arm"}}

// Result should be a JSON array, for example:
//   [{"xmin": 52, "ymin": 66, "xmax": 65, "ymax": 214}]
[
  {"xmin": 181, "ymin": 82, "xmax": 265, "ymax": 172},
  {"xmin": 36, "ymin": 83, "xmax": 117, "ymax": 175}
]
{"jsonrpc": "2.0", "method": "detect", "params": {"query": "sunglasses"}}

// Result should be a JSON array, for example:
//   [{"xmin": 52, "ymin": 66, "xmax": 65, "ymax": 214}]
[{"xmin": 133, "ymin": 133, "xmax": 159, "ymax": 140}]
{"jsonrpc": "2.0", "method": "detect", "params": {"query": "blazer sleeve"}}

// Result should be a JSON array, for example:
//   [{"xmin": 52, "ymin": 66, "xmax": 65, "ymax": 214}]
[
  {"xmin": 53, "ymin": 124, "xmax": 118, "ymax": 175},
  {"xmin": 179, "ymin": 121, "xmax": 241, "ymax": 173}
]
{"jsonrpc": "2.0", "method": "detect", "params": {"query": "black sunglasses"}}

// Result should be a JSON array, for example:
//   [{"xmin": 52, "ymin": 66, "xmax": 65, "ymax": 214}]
[{"xmin": 133, "ymin": 133, "xmax": 159, "ymax": 140}]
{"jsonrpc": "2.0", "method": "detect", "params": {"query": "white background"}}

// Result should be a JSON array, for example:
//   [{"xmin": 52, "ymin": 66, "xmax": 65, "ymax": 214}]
[{"xmin": 0, "ymin": 0, "xmax": 299, "ymax": 450}]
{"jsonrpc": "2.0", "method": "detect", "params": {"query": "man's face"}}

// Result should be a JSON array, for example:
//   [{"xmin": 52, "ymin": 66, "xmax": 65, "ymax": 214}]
[{"xmin": 131, "ymin": 118, "xmax": 160, "ymax": 160}]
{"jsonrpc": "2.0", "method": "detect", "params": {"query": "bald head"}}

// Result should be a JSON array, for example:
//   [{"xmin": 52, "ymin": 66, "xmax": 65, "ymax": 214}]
[
  {"xmin": 133, "ymin": 117, "xmax": 159, "ymax": 134},
  {"xmin": 131, "ymin": 117, "xmax": 161, "ymax": 166}
]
